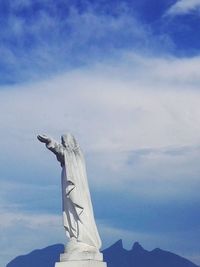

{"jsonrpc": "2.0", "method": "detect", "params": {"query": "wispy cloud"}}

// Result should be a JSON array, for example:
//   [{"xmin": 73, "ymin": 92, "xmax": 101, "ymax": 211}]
[
  {"xmin": 0, "ymin": 1, "xmax": 174, "ymax": 84},
  {"xmin": 166, "ymin": 0, "xmax": 200, "ymax": 15}
]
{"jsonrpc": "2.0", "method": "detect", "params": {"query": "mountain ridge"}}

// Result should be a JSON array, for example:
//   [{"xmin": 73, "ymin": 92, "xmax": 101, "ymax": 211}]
[{"xmin": 7, "ymin": 240, "xmax": 199, "ymax": 267}]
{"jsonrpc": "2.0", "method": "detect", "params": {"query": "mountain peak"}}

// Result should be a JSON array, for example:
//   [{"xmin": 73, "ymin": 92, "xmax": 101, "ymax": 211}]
[
  {"xmin": 113, "ymin": 239, "xmax": 123, "ymax": 248},
  {"xmin": 107, "ymin": 239, "xmax": 123, "ymax": 250},
  {"xmin": 132, "ymin": 242, "xmax": 144, "ymax": 251}
]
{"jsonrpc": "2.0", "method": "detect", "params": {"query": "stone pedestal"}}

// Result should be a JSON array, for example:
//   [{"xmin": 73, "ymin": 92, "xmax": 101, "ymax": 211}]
[
  {"xmin": 55, "ymin": 241, "xmax": 107, "ymax": 267},
  {"xmin": 55, "ymin": 260, "xmax": 107, "ymax": 267}
]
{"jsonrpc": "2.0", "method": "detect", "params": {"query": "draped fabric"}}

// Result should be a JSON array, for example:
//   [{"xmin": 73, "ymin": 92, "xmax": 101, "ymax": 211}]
[{"xmin": 46, "ymin": 134, "xmax": 101, "ymax": 249}]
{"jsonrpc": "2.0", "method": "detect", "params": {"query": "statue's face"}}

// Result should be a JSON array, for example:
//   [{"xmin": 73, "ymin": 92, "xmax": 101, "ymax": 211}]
[{"xmin": 61, "ymin": 134, "xmax": 78, "ymax": 149}]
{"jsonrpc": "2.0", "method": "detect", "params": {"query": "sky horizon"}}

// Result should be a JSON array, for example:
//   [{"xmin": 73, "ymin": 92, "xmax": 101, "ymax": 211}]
[{"xmin": 1, "ymin": 0, "xmax": 200, "ymax": 266}]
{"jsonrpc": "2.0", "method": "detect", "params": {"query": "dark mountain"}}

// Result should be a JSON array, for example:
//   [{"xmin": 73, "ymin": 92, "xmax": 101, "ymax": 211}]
[
  {"xmin": 103, "ymin": 240, "xmax": 199, "ymax": 267},
  {"xmin": 6, "ymin": 244, "xmax": 64, "ymax": 267},
  {"xmin": 7, "ymin": 240, "xmax": 199, "ymax": 267}
]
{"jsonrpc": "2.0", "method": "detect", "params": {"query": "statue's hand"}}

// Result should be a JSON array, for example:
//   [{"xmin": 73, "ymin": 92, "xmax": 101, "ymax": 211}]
[{"xmin": 37, "ymin": 134, "xmax": 51, "ymax": 144}]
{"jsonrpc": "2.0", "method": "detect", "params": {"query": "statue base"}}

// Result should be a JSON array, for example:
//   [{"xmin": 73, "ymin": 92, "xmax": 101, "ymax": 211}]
[
  {"xmin": 55, "ymin": 260, "xmax": 107, "ymax": 267},
  {"xmin": 60, "ymin": 251, "xmax": 103, "ymax": 262},
  {"xmin": 55, "ymin": 240, "xmax": 107, "ymax": 267},
  {"xmin": 59, "ymin": 239, "xmax": 103, "ymax": 261}
]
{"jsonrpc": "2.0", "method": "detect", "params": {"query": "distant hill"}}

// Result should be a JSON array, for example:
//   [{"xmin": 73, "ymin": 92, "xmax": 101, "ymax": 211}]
[
  {"xmin": 103, "ymin": 240, "xmax": 199, "ymax": 267},
  {"xmin": 7, "ymin": 240, "xmax": 199, "ymax": 267},
  {"xmin": 6, "ymin": 244, "xmax": 63, "ymax": 267}
]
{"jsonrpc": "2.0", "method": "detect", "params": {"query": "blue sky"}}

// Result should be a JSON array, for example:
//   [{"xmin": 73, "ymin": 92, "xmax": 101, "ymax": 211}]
[{"xmin": 1, "ymin": 0, "xmax": 200, "ymax": 266}]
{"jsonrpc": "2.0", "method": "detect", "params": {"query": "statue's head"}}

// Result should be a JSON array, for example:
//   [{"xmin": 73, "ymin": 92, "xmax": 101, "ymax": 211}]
[{"xmin": 61, "ymin": 133, "xmax": 79, "ymax": 149}]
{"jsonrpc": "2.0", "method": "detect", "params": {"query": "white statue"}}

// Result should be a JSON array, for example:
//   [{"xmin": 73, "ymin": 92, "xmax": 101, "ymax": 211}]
[{"xmin": 37, "ymin": 133, "xmax": 103, "ymax": 263}]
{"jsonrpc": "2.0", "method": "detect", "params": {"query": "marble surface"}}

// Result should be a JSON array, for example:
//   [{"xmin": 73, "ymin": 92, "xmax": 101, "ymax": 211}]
[
  {"xmin": 37, "ymin": 133, "xmax": 104, "ymax": 263},
  {"xmin": 55, "ymin": 260, "xmax": 107, "ymax": 267}
]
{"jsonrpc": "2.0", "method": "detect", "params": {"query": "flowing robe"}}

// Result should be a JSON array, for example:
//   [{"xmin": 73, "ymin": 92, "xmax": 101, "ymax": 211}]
[{"xmin": 46, "ymin": 138, "xmax": 101, "ymax": 250}]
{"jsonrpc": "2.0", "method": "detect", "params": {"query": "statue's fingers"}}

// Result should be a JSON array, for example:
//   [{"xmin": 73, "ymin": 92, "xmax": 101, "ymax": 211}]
[
  {"xmin": 39, "ymin": 134, "xmax": 48, "ymax": 138},
  {"xmin": 38, "ymin": 134, "xmax": 47, "ymax": 138},
  {"xmin": 37, "ymin": 135, "xmax": 47, "ymax": 142}
]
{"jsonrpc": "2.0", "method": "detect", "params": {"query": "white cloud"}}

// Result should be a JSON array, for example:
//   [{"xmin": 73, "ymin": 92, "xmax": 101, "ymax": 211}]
[
  {"xmin": 1, "ymin": 54, "xmax": 200, "ymax": 152},
  {"xmin": 166, "ymin": 0, "xmax": 200, "ymax": 15},
  {"xmin": 1, "ymin": 53, "xmax": 200, "ymax": 266},
  {"xmin": 1, "ymin": 54, "xmax": 200, "ymax": 188},
  {"xmin": 1, "ymin": 54, "xmax": 200, "ymax": 204},
  {"xmin": 86, "ymin": 148, "xmax": 200, "ymax": 213},
  {"xmin": 0, "ymin": 210, "xmax": 60, "ymax": 229}
]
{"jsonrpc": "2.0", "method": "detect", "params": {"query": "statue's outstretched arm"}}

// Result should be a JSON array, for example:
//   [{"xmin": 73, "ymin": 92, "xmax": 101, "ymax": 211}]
[{"xmin": 37, "ymin": 134, "xmax": 64, "ymax": 162}]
